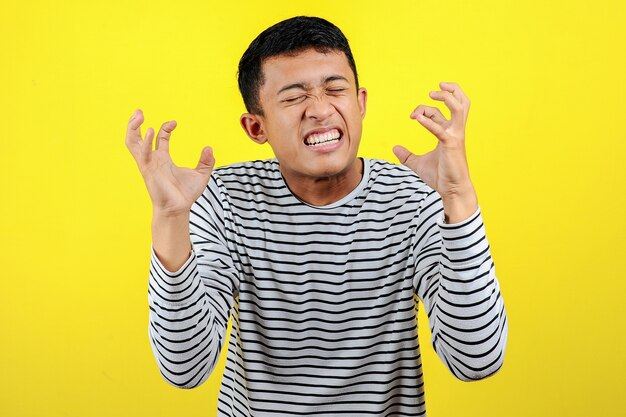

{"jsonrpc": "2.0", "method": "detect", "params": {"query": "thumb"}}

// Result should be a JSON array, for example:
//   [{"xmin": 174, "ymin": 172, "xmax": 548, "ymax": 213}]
[
  {"xmin": 393, "ymin": 145, "xmax": 420, "ymax": 166},
  {"xmin": 393, "ymin": 145, "xmax": 426, "ymax": 175},
  {"xmin": 196, "ymin": 146, "xmax": 215, "ymax": 177}
]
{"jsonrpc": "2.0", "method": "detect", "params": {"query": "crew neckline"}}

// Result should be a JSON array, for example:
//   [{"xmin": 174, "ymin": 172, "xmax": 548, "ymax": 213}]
[{"xmin": 277, "ymin": 157, "xmax": 370, "ymax": 210}]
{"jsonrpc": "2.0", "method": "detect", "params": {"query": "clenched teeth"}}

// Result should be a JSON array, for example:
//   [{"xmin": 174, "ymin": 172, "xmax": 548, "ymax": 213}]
[{"xmin": 305, "ymin": 129, "xmax": 341, "ymax": 146}]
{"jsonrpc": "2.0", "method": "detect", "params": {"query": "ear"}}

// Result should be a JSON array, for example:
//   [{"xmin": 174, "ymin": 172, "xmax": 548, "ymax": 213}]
[
  {"xmin": 240, "ymin": 113, "xmax": 268, "ymax": 144},
  {"xmin": 357, "ymin": 87, "xmax": 367, "ymax": 119}
]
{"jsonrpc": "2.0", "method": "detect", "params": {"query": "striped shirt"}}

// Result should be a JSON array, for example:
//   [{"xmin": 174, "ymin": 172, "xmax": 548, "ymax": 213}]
[{"xmin": 148, "ymin": 158, "xmax": 508, "ymax": 417}]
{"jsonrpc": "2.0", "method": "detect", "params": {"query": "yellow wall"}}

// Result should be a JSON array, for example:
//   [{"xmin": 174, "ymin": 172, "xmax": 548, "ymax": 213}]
[{"xmin": 2, "ymin": 0, "xmax": 625, "ymax": 416}]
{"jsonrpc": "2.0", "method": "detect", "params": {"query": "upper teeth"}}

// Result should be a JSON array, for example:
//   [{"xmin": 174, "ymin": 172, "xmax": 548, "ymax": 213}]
[{"xmin": 305, "ymin": 130, "xmax": 341, "ymax": 146}]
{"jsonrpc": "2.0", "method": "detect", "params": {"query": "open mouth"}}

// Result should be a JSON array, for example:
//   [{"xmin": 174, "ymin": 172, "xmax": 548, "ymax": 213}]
[{"xmin": 304, "ymin": 128, "xmax": 343, "ymax": 147}]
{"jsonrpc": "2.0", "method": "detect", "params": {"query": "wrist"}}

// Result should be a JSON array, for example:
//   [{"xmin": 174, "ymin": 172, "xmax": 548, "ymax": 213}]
[
  {"xmin": 151, "ymin": 211, "xmax": 192, "ymax": 273},
  {"xmin": 152, "ymin": 207, "xmax": 191, "ymax": 221},
  {"xmin": 441, "ymin": 185, "xmax": 478, "ymax": 224}
]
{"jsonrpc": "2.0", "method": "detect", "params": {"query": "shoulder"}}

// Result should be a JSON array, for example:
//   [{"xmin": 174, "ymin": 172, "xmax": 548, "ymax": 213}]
[
  {"xmin": 212, "ymin": 158, "xmax": 281, "ymax": 182},
  {"xmin": 363, "ymin": 158, "xmax": 439, "ymax": 212},
  {"xmin": 210, "ymin": 158, "xmax": 284, "ymax": 190},
  {"xmin": 366, "ymin": 158, "xmax": 429, "ymax": 191},
  {"xmin": 209, "ymin": 158, "xmax": 291, "ymax": 205}
]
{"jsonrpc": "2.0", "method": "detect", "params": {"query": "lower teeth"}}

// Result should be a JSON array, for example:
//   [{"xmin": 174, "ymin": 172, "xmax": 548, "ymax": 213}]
[{"xmin": 309, "ymin": 138, "xmax": 339, "ymax": 147}]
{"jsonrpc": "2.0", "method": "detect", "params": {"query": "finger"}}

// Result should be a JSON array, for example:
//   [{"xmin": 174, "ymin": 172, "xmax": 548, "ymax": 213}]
[
  {"xmin": 142, "ymin": 127, "xmax": 155, "ymax": 156},
  {"xmin": 125, "ymin": 109, "xmax": 144, "ymax": 151},
  {"xmin": 428, "ymin": 90, "xmax": 463, "ymax": 120},
  {"xmin": 410, "ymin": 105, "xmax": 447, "ymax": 125},
  {"xmin": 439, "ymin": 82, "xmax": 468, "ymax": 104},
  {"xmin": 127, "ymin": 108, "xmax": 143, "ymax": 130},
  {"xmin": 195, "ymin": 146, "xmax": 215, "ymax": 177},
  {"xmin": 440, "ymin": 82, "xmax": 470, "ymax": 118},
  {"xmin": 155, "ymin": 120, "xmax": 177, "ymax": 152},
  {"xmin": 414, "ymin": 112, "xmax": 446, "ymax": 140}
]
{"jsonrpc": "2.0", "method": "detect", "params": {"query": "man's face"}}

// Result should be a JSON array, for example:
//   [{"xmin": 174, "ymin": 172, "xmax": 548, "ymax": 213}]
[{"xmin": 250, "ymin": 48, "xmax": 367, "ymax": 182}]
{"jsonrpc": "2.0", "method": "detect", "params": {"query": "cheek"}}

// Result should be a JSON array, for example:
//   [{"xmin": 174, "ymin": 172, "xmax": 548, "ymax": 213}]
[
  {"xmin": 268, "ymin": 109, "xmax": 302, "ymax": 133},
  {"xmin": 338, "ymin": 103, "xmax": 363, "ymax": 134},
  {"xmin": 265, "ymin": 115, "xmax": 303, "ymax": 154}
]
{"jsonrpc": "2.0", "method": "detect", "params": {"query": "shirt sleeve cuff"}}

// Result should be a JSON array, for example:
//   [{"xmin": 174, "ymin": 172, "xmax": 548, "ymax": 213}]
[
  {"xmin": 150, "ymin": 245, "xmax": 196, "ymax": 285},
  {"xmin": 437, "ymin": 205, "xmax": 481, "ymax": 228},
  {"xmin": 436, "ymin": 206, "xmax": 490, "ymax": 266}
]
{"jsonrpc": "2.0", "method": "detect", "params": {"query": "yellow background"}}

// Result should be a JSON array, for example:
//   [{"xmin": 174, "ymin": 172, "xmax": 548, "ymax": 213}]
[{"xmin": 2, "ymin": 0, "xmax": 625, "ymax": 416}]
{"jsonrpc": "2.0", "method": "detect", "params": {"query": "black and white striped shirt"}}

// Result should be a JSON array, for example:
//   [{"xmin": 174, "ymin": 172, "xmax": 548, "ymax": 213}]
[{"xmin": 148, "ymin": 158, "xmax": 508, "ymax": 417}]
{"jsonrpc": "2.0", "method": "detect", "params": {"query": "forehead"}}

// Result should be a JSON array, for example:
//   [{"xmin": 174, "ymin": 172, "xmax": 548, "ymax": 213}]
[{"xmin": 260, "ymin": 49, "xmax": 355, "ymax": 93}]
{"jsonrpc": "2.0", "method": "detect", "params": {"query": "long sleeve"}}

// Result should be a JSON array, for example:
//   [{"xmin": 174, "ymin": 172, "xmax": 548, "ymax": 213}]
[
  {"xmin": 412, "ymin": 187, "xmax": 508, "ymax": 381},
  {"xmin": 147, "ymin": 179, "xmax": 240, "ymax": 388}
]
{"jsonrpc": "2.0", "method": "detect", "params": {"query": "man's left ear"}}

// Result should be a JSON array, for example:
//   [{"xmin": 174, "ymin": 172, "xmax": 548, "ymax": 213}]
[
  {"xmin": 357, "ymin": 87, "xmax": 368, "ymax": 119},
  {"xmin": 240, "ymin": 113, "xmax": 268, "ymax": 144}
]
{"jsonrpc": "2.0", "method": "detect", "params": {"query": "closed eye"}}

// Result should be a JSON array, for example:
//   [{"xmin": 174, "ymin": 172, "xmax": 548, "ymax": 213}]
[{"xmin": 282, "ymin": 95, "xmax": 306, "ymax": 103}]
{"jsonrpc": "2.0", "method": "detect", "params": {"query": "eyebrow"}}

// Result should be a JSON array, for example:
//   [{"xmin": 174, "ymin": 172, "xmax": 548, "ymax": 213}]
[{"xmin": 276, "ymin": 75, "xmax": 350, "ymax": 95}]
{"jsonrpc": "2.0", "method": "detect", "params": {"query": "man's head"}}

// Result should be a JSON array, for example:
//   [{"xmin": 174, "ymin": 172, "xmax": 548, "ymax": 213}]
[
  {"xmin": 238, "ymin": 16, "xmax": 367, "ymax": 198},
  {"xmin": 238, "ymin": 16, "xmax": 359, "ymax": 116}
]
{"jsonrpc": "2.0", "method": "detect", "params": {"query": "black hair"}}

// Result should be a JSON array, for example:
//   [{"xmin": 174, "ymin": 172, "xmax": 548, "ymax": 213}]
[{"xmin": 237, "ymin": 16, "xmax": 359, "ymax": 115}]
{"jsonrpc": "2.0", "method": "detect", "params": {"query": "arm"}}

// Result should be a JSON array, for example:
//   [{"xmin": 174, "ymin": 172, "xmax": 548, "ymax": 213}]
[
  {"xmin": 412, "ymin": 188, "xmax": 507, "ymax": 381},
  {"xmin": 124, "ymin": 110, "xmax": 236, "ymax": 387},
  {"xmin": 148, "ymin": 180, "xmax": 239, "ymax": 388},
  {"xmin": 394, "ymin": 82, "xmax": 508, "ymax": 380}
]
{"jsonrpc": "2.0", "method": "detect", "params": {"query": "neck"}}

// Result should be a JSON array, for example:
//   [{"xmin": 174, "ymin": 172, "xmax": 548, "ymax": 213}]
[{"xmin": 282, "ymin": 158, "xmax": 364, "ymax": 206}]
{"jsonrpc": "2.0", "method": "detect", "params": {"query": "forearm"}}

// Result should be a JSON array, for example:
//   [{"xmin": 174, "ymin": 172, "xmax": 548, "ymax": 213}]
[
  {"xmin": 148, "ymin": 250, "xmax": 220, "ymax": 388},
  {"xmin": 431, "ymin": 209, "xmax": 508, "ymax": 380},
  {"xmin": 147, "ymin": 187, "xmax": 238, "ymax": 389},
  {"xmin": 152, "ymin": 210, "xmax": 192, "ymax": 272},
  {"xmin": 440, "ymin": 182, "xmax": 478, "ymax": 224},
  {"xmin": 149, "ymin": 208, "xmax": 216, "ymax": 388},
  {"xmin": 413, "ymin": 188, "xmax": 507, "ymax": 381}
]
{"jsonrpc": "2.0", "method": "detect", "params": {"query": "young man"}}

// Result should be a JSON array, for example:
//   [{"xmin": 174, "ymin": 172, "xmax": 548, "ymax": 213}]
[{"xmin": 126, "ymin": 16, "xmax": 507, "ymax": 417}]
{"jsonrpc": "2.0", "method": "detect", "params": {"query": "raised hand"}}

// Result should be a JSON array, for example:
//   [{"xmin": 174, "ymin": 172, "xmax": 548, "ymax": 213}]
[
  {"xmin": 125, "ymin": 109, "xmax": 215, "ymax": 217},
  {"xmin": 393, "ymin": 82, "xmax": 478, "ymax": 222}
]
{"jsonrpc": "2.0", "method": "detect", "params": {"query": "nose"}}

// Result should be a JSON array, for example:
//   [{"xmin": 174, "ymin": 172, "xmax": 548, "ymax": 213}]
[{"xmin": 304, "ymin": 95, "xmax": 335, "ymax": 121}]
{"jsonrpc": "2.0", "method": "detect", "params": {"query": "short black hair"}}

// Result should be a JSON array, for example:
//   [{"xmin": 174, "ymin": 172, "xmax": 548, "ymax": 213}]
[{"xmin": 238, "ymin": 16, "xmax": 359, "ymax": 116}]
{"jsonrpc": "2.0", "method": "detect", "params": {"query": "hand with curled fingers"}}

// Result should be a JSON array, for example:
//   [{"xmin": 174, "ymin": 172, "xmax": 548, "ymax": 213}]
[
  {"xmin": 393, "ymin": 82, "xmax": 478, "ymax": 222},
  {"xmin": 125, "ymin": 109, "xmax": 215, "ymax": 217}
]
